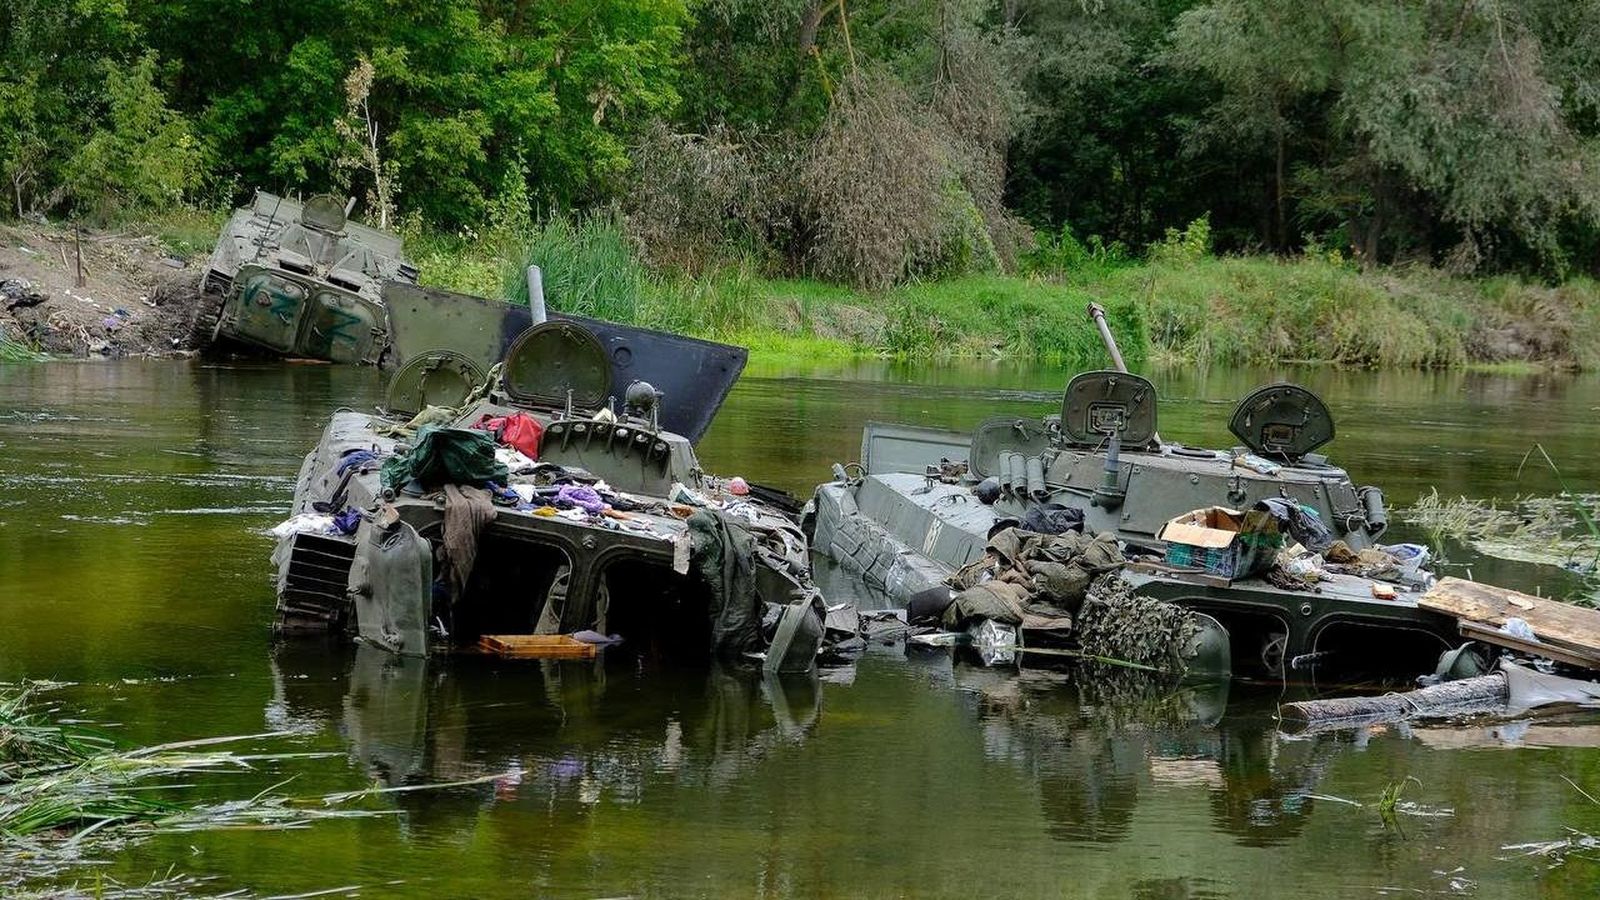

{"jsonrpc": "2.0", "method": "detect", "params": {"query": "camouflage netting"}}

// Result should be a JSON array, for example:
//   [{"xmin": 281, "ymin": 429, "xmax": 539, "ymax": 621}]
[{"xmin": 1074, "ymin": 573, "xmax": 1203, "ymax": 674}]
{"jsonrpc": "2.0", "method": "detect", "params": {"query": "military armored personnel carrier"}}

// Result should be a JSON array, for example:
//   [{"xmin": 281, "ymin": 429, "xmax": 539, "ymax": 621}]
[
  {"xmin": 807, "ymin": 309, "xmax": 1464, "ymax": 682},
  {"xmin": 271, "ymin": 284, "xmax": 835, "ymax": 671},
  {"xmin": 191, "ymin": 191, "xmax": 418, "ymax": 364}
]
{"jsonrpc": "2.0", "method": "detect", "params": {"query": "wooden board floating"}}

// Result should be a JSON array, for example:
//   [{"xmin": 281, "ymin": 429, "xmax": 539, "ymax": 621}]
[
  {"xmin": 478, "ymin": 634, "xmax": 598, "ymax": 659},
  {"xmin": 1420, "ymin": 577, "xmax": 1600, "ymax": 668}
]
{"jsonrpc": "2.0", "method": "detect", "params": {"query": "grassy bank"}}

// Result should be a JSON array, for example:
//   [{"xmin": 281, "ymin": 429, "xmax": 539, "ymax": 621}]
[
  {"xmin": 11, "ymin": 208, "xmax": 1595, "ymax": 370},
  {"xmin": 412, "ymin": 218, "xmax": 1600, "ymax": 369}
]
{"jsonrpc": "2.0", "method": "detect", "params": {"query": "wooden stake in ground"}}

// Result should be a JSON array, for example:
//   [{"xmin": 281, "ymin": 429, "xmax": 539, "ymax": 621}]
[{"xmin": 73, "ymin": 226, "xmax": 85, "ymax": 288}]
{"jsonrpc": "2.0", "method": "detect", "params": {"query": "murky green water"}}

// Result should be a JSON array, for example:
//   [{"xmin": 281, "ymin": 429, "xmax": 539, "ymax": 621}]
[{"xmin": 3, "ymin": 359, "xmax": 1600, "ymax": 897}]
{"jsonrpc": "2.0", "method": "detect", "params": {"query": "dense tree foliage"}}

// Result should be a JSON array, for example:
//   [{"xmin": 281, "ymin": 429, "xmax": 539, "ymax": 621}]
[{"xmin": 4, "ymin": 0, "xmax": 1600, "ymax": 277}]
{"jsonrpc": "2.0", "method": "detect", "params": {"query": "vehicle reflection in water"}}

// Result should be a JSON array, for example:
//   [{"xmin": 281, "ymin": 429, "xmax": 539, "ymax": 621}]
[
  {"xmin": 268, "ymin": 642, "xmax": 825, "ymax": 817},
  {"xmin": 949, "ymin": 657, "xmax": 1374, "ymax": 849},
  {"xmin": 271, "ymin": 636, "xmax": 1362, "ymax": 853}
]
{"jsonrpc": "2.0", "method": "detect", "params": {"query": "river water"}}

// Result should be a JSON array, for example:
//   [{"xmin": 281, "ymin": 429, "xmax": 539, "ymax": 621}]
[{"xmin": 2, "ymin": 359, "xmax": 1599, "ymax": 897}]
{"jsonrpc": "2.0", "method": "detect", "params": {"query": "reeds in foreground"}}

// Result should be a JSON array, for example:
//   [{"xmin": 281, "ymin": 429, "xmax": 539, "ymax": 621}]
[{"xmin": 0, "ymin": 686, "xmax": 404, "ymax": 896}]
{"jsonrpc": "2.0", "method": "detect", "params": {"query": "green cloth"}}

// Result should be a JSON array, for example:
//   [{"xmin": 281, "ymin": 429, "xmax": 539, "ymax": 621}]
[
  {"xmin": 380, "ymin": 425, "xmax": 508, "ymax": 492},
  {"xmin": 374, "ymin": 405, "xmax": 457, "ymax": 439},
  {"xmin": 687, "ymin": 509, "xmax": 765, "ymax": 655}
]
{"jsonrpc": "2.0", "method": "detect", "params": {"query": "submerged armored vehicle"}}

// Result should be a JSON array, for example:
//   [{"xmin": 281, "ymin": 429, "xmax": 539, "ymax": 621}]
[
  {"xmin": 271, "ymin": 284, "xmax": 835, "ymax": 671},
  {"xmin": 192, "ymin": 191, "xmax": 418, "ymax": 364},
  {"xmin": 808, "ymin": 308, "xmax": 1462, "ymax": 682}
]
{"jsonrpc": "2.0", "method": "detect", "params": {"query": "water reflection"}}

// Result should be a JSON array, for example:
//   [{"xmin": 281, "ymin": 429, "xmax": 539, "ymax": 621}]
[
  {"xmin": 268, "ymin": 637, "xmax": 1376, "ymax": 856},
  {"xmin": 269, "ymin": 643, "xmax": 827, "ymax": 814},
  {"xmin": 945, "ymin": 660, "xmax": 1368, "ymax": 849}
]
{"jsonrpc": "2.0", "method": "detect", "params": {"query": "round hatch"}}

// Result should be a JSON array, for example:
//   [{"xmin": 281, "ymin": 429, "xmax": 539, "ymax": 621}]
[
  {"xmin": 301, "ymin": 194, "xmax": 348, "ymax": 233},
  {"xmin": 501, "ymin": 320, "xmax": 613, "ymax": 410},
  {"xmin": 1060, "ymin": 370, "xmax": 1158, "ymax": 447},
  {"xmin": 384, "ymin": 350, "xmax": 486, "ymax": 417},
  {"xmin": 1228, "ymin": 382, "xmax": 1334, "ymax": 460}
]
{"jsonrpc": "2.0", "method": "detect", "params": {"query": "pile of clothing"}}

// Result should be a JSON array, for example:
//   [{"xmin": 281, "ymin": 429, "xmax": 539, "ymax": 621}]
[
  {"xmin": 911, "ymin": 525, "xmax": 1126, "ymax": 638},
  {"xmin": 1270, "ymin": 539, "xmax": 1433, "ymax": 591}
]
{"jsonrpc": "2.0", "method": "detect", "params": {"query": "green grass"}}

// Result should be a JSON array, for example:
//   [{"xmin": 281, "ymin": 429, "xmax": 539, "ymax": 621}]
[
  {"xmin": 133, "ymin": 206, "xmax": 228, "ymax": 259},
  {"xmin": 464, "ymin": 214, "xmax": 1600, "ymax": 369},
  {"xmin": 437, "ymin": 214, "xmax": 1149, "ymax": 364},
  {"xmin": 0, "ymin": 331, "xmax": 49, "ymax": 363},
  {"xmin": 1103, "ymin": 256, "xmax": 1600, "ymax": 370},
  {"xmin": 36, "ymin": 206, "xmax": 1600, "ymax": 369}
]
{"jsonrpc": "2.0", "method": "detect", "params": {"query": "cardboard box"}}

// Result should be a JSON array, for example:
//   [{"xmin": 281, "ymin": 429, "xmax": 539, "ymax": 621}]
[
  {"xmin": 1158, "ymin": 506, "xmax": 1278, "ymax": 579},
  {"xmin": 1159, "ymin": 506, "xmax": 1247, "ymax": 548}
]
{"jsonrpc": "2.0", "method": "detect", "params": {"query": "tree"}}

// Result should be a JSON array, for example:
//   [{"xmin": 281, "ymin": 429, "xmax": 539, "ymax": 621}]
[
  {"xmin": 1165, "ymin": 0, "xmax": 1600, "ymax": 271},
  {"xmin": 62, "ymin": 54, "xmax": 204, "ymax": 219},
  {"xmin": 335, "ymin": 57, "xmax": 397, "ymax": 228},
  {"xmin": 0, "ymin": 74, "xmax": 47, "ymax": 218}
]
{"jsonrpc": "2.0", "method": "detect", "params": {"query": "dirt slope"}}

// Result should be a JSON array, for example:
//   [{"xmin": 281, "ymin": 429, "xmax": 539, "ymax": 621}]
[{"xmin": 0, "ymin": 223, "xmax": 205, "ymax": 357}]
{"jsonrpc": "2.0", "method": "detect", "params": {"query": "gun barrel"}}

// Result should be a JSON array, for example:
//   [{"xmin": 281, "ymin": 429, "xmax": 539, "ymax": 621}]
[{"xmin": 1087, "ymin": 302, "xmax": 1128, "ymax": 373}]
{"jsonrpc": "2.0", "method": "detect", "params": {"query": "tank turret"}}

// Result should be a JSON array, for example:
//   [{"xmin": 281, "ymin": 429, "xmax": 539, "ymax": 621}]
[{"xmin": 989, "ymin": 370, "xmax": 1388, "ymax": 551}]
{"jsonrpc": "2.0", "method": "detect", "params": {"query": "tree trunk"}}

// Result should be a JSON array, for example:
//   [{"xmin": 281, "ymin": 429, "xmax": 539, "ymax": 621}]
[
  {"xmin": 780, "ymin": 0, "xmax": 825, "ymax": 111},
  {"xmin": 797, "ymin": 0, "xmax": 823, "ymax": 57},
  {"xmin": 1364, "ymin": 180, "xmax": 1384, "ymax": 267}
]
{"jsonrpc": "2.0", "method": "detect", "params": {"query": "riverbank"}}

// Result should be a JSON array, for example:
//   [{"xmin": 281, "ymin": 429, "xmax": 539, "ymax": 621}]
[
  {"xmin": 416, "ymin": 223, "xmax": 1600, "ymax": 370},
  {"xmin": 5, "ymin": 211, "xmax": 1598, "ymax": 370},
  {"xmin": 0, "ymin": 219, "xmax": 208, "ymax": 359}
]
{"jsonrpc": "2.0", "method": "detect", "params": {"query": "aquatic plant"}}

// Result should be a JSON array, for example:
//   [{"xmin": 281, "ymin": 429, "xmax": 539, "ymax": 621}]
[
  {"xmin": 1377, "ymin": 776, "xmax": 1422, "ymax": 831},
  {"xmin": 1404, "ymin": 488, "xmax": 1600, "ymax": 599},
  {"xmin": 0, "ymin": 686, "xmax": 392, "ymax": 893},
  {"xmin": 0, "ymin": 329, "xmax": 49, "ymax": 363}
]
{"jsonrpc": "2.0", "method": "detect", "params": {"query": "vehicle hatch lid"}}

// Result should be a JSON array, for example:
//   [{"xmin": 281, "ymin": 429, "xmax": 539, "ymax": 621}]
[
  {"xmin": 380, "ymin": 282, "xmax": 747, "ymax": 443},
  {"xmin": 1229, "ymin": 383, "xmax": 1334, "ymax": 461},
  {"xmin": 384, "ymin": 349, "xmax": 487, "ymax": 418},
  {"xmin": 501, "ymin": 320, "xmax": 613, "ymax": 410},
  {"xmin": 1061, "ymin": 370, "xmax": 1158, "ymax": 447}
]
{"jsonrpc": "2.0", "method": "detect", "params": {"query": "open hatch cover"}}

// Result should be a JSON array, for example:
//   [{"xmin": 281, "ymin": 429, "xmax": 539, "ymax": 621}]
[
  {"xmin": 1228, "ymin": 383, "xmax": 1334, "ymax": 460},
  {"xmin": 1060, "ymin": 370, "xmax": 1158, "ymax": 447},
  {"xmin": 384, "ymin": 350, "xmax": 486, "ymax": 418},
  {"xmin": 380, "ymin": 283, "xmax": 747, "ymax": 443},
  {"xmin": 501, "ymin": 321, "xmax": 613, "ymax": 410}
]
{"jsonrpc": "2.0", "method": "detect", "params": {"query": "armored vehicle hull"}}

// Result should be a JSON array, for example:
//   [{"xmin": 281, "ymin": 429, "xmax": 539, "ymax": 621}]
[
  {"xmin": 273, "ymin": 306, "xmax": 840, "ymax": 672},
  {"xmin": 806, "ymin": 372, "xmax": 1462, "ymax": 683},
  {"xmin": 195, "ymin": 191, "xmax": 418, "ymax": 363}
]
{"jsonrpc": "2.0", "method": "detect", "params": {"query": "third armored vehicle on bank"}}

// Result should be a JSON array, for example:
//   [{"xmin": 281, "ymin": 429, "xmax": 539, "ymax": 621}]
[{"xmin": 192, "ymin": 191, "xmax": 418, "ymax": 364}]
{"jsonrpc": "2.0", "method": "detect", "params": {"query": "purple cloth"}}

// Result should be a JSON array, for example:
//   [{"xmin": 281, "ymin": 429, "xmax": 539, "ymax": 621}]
[
  {"xmin": 332, "ymin": 508, "xmax": 363, "ymax": 535},
  {"xmin": 336, "ymin": 448, "xmax": 381, "ymax": 475},
  {"xmin": 555, "ymin": 484, "xmax": 606, "ymax": 515}
]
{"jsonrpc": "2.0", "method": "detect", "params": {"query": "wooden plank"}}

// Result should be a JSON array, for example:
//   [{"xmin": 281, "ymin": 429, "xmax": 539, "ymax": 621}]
[
  {"xmin": 1423, "ymin": 576, "xmax": 1600, "ymax": 657},
  {"xmin": 1459, "ymin": 621, "xmax": 1600, "ymax": 670},
  {"xmin": 477, "ymin": 634, "xmax": 598, "ymax": 659}
]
